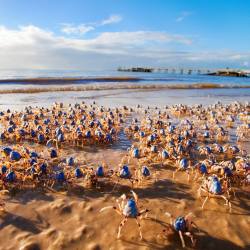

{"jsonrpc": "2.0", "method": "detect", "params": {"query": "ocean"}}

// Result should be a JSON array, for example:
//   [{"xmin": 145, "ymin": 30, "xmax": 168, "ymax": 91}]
[{"xmin": 0, "ymin": 69, "xmax": 249, "ymax": 110}]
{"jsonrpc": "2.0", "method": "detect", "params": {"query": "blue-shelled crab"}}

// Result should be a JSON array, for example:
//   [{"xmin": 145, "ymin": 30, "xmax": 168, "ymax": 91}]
[
  {"xmin": 100, "ymin": 191, "xmax": 149, "ymax": 239},
  {"xmin": 164, "ymin": 212, "xmax": 198, "ymax": 248},
  {"xmin": 198, "ymin": 174, "xmax": 232, "ymax": 212}
]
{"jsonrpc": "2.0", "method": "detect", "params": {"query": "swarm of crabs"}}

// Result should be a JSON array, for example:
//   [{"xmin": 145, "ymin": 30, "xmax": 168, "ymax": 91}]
[{"xmin": 0, "ymin": 101, "xmax": 249, "ymax": 248}]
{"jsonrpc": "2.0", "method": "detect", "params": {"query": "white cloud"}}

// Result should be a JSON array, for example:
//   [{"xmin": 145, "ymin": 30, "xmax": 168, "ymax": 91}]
[
  {"xmin": 61, "ymin": 14, "xmax": 122, "ymax": 36},
  {"xmin": 61, "ymin": 23, "xmax": 94, "ymax": 35},
  {"xmin": 0, "ymin": 24, "xmax": 248, "ymax": 70},
  {"xmin": 176, "ymin": 11, "xmax": 192, "ymax": 22},
  {"xmin": 100, "ymin": 14, "xmax": 122, "ymax": 25},
  {"xmin": 81, "ymin": 31, "xmax": 193, "ymax": 47}
]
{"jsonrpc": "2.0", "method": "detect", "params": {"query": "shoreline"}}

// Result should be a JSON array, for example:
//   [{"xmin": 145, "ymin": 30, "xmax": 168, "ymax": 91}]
[
  {"xmin": 0, "ymin": 76, "xmax": 141, "ymax": 84},
  {"xmin": 1, "ymin": 83, "xmax": 250, "ymax": 94}
]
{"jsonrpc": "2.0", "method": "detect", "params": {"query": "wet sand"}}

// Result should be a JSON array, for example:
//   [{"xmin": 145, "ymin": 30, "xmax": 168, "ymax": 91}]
[
  {"xmin": 0, "ymin": 146, "xmax": 249, "ymax": 250},
  {"xmin": 0, "ymin": 87, "xmax": 249, "ymax": 111}
]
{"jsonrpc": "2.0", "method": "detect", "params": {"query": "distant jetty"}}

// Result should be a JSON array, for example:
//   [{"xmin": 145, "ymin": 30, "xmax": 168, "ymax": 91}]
[
  {"xmin": 207, "ymin": 70, "xmax": 248, "ymax": 77},
  {"xmin": 117, "ymin": 67, "xmax": 249, "ymax": 77},
  {"xmin": 118, "ymin": 67, "xmax": 153, "ymax": 73}
]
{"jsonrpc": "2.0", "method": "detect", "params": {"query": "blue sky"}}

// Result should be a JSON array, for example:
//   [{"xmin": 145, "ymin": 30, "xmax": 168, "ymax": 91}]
[{"xmin": 0, "ymin": 0, "xmax": 249, "ymax": 70}]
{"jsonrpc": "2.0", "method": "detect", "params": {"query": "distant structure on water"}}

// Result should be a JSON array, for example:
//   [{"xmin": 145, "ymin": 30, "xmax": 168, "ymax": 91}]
[
  {"xmin": 118, "ymin": 67, "xmax": 153, "ymax": 73},
  {"xmin": 207, "ymin": 69, "xmax": 248, "ymax": 77},
  {"xmin": 117, "ymin": 66, "xmax": 249, "ymax": 77}
]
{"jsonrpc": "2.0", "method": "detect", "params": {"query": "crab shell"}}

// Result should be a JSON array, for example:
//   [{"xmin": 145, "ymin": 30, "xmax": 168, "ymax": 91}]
[
  {"xmin": 120, "ymin": 165, "xmax": 130, "ymax": 178},
  {"xmin": 6, "ymin": 171, "xmax": 16, "ymax": 182},
  {"xmin": 199, "ymin": 163, "xmax": 208, "ymax": 174},
  {"xmin": 96, "ymin": 166, "xmax": 104, "ymax": 177},
  {"xmin": 50, "ymin": 149, "xmax": 58, "ymax": 158},
  {"xmin": 141, "ymin": 166, "xmax": 150, "ymax": 177},
  {"xmin": 66, "ymin": 157, "xmax": 74, "ymax": 166},
  {"xmin": 75, "ymin": 168, "xmax": 83, "ymax": 178},
  {"xmin": 174, "ymin": 216, "xmax": 187, "ymax": 232},
  {"xmin": 208, "ymin": 176, "xmax": 222, "ymax": 194},
  {"xmin": 161, "ymin": 150, "xmax": 169, "ymax": 159},
  {"xmin": 122, "ymin": 199, "xmax": 138, "ymax": 218},
  {"xmin": 10, "ymin": 151, "xmax": 22, "ymax": 161},
  {"xmin": 180, "ymin": 158, "xmax": 188, "ymax": 169},
  {"xmin": 132, "ymin": 148, "xmax": 140, "ymax": 158},
  {"xmin": 1, "ymin": 165, "xmax": 8, "ymax": 174}
]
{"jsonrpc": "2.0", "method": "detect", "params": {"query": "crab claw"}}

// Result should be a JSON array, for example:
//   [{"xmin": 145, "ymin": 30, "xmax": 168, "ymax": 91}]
[
  {"xmin": 99, "ymin": 206, "xmax": 114, "ymax": 213},
  {"xmin": 120, "ymin": 194, "xmax": 127, "ymax": 200},
  {"xmin": 131, "ymin": 190, "xmax": 138, "ymax": 203},
  {"xmin": 165, "ymin": 212, "xmax": 172, "ymax": 218},
  {"xmin": 185, "ymin": 212, "xmax": 195, "ymax": 221}
]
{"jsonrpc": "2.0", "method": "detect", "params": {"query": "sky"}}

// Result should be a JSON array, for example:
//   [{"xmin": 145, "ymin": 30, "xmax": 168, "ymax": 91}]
[{"xmin": 0, "ymin": 0, "xmax": 250, "ymax": 71}]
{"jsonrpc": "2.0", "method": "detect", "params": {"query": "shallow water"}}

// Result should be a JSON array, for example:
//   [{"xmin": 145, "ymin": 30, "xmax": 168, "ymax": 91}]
[
  {"xmin": 0, "ymin": 69, "xmax": 249, "ymax": 111},
  {"xmin": 0, "ymin": 69, "xmax": 250, "ymax": 86},
  {"xmin": 0, "ymin": 88, "xmax": 249, "ymax": 112}
]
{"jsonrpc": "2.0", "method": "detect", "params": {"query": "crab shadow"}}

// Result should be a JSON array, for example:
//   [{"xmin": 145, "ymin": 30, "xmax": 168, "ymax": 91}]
[
  {"xmin": 120, "ymin": 222, "xmax": 246, "ymax": 250},
  {"xmin": 4, "ymin": 173, "xmax": 195, "ymax": 206},
  {"xmin": 149, "ymin": 162, "xmax": 175, "ymax": 171},
  {"xmin": 196, "ymin": 232, "xmax": 246, "ymax": 250},
  {"xmin": 0, "ymin": 211, "xmax": 42, "ymax": 234},
  {"xmin": 134, "ymin": 178, "xmax": 194, "ymax": 201},
  {"xmin": 120, "ymin": 238, "xmax": 167, "ymax": 250},
  {"xmin": 232, "ymin": 189, "xmax": 250, "ymax": 214},
  {"xmin": 200, "ymin": 189, "xmax": 250, "ymax": 216},
  {"xmin": 64, "ymin": 176, "xmax": 194, "ymax": 203},
  {"xmin": 8, "ymin": 188, "xmax": 54, "ymax": 204},
  {"xmin": 66, "ymin": 179, "xmax": 134, "ymax": 200}
]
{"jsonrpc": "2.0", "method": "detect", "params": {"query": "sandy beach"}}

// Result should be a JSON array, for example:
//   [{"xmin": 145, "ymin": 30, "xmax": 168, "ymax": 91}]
[
  {"xmin": 0, "ymin": 97, "xmax": 249, "ymax": 250},
  {"xmin": 0, "ymin": 146, "xmax": 249, "ymax": 250},
  {"xmin": 0, "ymin": 145, "xmax": 249, "ymax": 250}
]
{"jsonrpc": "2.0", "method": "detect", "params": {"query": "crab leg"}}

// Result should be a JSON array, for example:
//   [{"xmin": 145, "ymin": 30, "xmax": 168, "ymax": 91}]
[
  {"xmin": 0, "ymin": 200, "xmax": 5, "ymax": 212},
  {"xmin": 184, "ymin": 231, "xmax": 195, "ymax": 247},
  {"xmin": 190, "ymin": 221, "xmax": 199, "ymax": 231},
  {"xmin": 135, "ymin": 217, "xmax": 143, "ymax": 239},
  {"xmin": 194, "ymin": 171, "xmax": 198, "ymax": 181},
  {"xmin": 99, "ymin": 206, "xmax": 122, "ymax": 215},
  {"xmin": 131, "ymin": 190, "xmax": 138, "ymax": 203},
  {"xmin": 187, "ymin": 171, "xmax": 190, "ymax": 182},
  {"xmin": 219, "ymin": 195, "xmax": 232, "ymax": 212},
  {"xmin": 178, "ymin": 230, "xmax": 186, "ymax": 248},
  {"xmin": 153, "ymin": 170, "xmax": 158, "ymax": 183},
  {"xmin": 117, "ymin": 217, "xmax": 127, "ymax": 239},
  {"xmin": 119, "ymin": 194, "xmax": 127, "ymax": 210},
  {"xmin": 201, "ymin": 196, "xmax": 209, "ymax": 209},
  {"xmin": 173, "ymin": 169, "xmax": 178, "ymax": 179},
  {"xmin": 139, "ymin": 209, "xmax": 149, "ymax": 218},
  {"xmin": 111, "ymin": 179, "xmax": 120, "ymax": 192},
  {"xmin": 198, "ymin": 187, "xmax": 208, "ymax": 198},
  {"xmin": 165, "ymin": 212, "xmax": 173, "ymax": 225}
]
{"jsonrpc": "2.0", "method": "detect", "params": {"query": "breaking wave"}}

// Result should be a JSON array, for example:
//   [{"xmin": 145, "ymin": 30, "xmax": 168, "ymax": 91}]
[{"xmin": 0, "ymin": 82, "xmax": 250, "ymax": 94}]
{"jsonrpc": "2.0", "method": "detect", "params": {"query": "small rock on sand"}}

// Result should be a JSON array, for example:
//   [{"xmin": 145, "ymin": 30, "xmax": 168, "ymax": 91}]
[
  {"xmin": 19, "ymin": 242, "xmax": 40, "ymax": 250},
  {"xmin": 85, "ymin": 205, "xmax": 93, "ymax": 212},
  {"xmin": 0, "ymin": 189, "xmax": 10, "ymax": 196},
  {"xmin": 72, "ymin": 224, "xmax": 88, "ymax": 241},
  {"xmin": 87, "ymin": 243, "xmax": 101, "ymax": 250},
  {"xmin": 59, "ymin": 205, "xmax": 72, "ymax": 214}
]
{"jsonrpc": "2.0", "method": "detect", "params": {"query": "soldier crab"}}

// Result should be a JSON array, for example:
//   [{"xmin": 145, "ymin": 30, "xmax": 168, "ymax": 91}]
[
  {"xmin": 163, "ymin": 212, "xmax": 198, "ymax": 248},
  {"xmin": 100, "ymin": 191, "xmax": 149, "ymax": 239}
]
